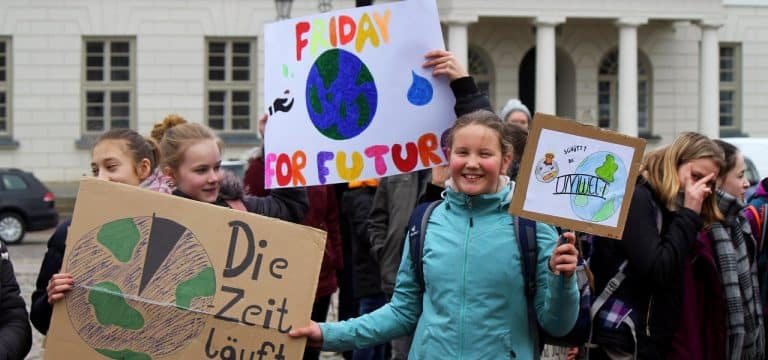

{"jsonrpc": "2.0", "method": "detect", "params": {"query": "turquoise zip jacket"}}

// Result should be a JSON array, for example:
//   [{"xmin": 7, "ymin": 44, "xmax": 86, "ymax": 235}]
[{"xmin": 320, "ymin": 181, "xmax": 579, "ymax": 359}]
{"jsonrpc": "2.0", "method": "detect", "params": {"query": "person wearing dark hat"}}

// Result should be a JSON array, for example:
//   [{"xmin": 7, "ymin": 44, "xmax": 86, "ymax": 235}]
[{"xmin": 499, "ymin": 98, "xmax": 532, "ymax": 128}]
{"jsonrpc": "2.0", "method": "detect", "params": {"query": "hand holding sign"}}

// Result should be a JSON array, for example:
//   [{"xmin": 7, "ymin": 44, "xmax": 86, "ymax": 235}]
[
  {"xmin": 289, "ymin": 321, "xmax": 324, "ymax": 348},
  {"xmin": 549, "ymin": 232, "xmax": 578, "ymax": 277},
  {"xmin": 422, "ymin": 50, "xmax": 468, "ymax": 81}
]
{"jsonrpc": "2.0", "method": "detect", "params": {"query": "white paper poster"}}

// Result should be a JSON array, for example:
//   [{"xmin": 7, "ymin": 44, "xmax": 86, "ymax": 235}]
[{"xmin": 263, "ymin": 0, "xmax": 454, "ymax": 188}]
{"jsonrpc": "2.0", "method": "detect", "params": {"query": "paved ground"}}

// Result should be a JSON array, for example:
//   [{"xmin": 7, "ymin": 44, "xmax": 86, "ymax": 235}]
[{"xmin": 8, "ymin": 227, "xmax": 343, "ymax": 360}]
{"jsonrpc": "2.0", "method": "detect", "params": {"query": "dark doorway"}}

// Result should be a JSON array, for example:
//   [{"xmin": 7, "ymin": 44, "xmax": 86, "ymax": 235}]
[{"xmin": 519, "ymin": 48, "xmax": 536, "ymax": 114}]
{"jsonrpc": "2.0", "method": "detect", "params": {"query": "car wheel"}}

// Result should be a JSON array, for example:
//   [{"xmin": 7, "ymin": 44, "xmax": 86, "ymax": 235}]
[{"xmin": 0, "ymin": 212, "xmax": 25, "ymax": 245}]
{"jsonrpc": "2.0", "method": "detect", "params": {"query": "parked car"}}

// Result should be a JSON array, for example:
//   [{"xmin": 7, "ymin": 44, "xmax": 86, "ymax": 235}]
[
  {"xmin": 722, "ymin": 137, "xmax": 768, "ymax": 199},
  {"xmin": 0, "ymin": 168, "xmax": 59, "ymax": 244}
]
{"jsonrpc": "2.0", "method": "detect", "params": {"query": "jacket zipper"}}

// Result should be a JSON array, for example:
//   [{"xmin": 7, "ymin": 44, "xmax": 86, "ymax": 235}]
[{"xmin": 459, "ymin": 197, "xmax": 473, "ymax": 358}]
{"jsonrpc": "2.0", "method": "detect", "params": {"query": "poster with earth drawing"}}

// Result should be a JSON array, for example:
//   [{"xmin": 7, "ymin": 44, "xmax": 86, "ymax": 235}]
[
  {"xmin": 263, "ymin": 0, "xmax": 455, "ymax": 188},
  {"xmin": 44, "ymin": 178, "xmax": 326, "ymax": 359},
  {"xmin": 510, "ymin": 114, "xmax": 646, "ymax": 239}
]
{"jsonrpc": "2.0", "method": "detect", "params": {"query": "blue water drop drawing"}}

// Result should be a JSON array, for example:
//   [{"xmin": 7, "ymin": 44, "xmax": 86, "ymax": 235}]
[{"xmin": 407, "ymin": 71, "xmax": 433, "ymax": 106}]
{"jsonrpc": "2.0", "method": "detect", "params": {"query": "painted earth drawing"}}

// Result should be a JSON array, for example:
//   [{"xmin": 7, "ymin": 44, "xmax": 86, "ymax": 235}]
[
  {"xmin": 305, "ymin": 48, "xmax": 378, "ymax": 140},
  {"xmin": 65, "ymin": 216, "xmax": 215, "ymax": 359}
]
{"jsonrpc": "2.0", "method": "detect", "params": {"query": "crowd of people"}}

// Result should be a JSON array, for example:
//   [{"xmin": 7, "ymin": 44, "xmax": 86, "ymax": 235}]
[{"xmin": 0, "ymin": 49, "xmax": 767, "ymax": 360}]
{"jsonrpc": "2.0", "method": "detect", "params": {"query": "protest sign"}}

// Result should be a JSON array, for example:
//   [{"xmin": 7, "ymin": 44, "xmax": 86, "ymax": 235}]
[
  {"xmin": 45, "ymin": 178, "xmax": 326, "ymax": 359},
  {"xmin": 263, "ymin": 0, "xmax": 455, "ymax": 188},
  {"xmin": 510, "ymin": 114, "xmax": 646, "ymax": 239}
]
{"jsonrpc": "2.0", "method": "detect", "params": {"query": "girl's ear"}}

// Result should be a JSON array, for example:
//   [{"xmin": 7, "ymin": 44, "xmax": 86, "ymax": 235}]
[
  {"xmin": 136, "ymin": 158, "xmax": 152, "ymax": 182},
  {"xmin": 500, "ymin": 152, "xmax": 514, "ymax": 175}
]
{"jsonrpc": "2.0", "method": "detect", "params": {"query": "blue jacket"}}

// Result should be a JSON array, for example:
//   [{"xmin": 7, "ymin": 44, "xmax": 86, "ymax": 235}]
[{"xmin": 321, "ymin": 183, "xmax": 579, "ymax": 359}]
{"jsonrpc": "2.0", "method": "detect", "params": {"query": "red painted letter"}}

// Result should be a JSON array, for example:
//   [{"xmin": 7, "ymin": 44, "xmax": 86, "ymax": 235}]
[
  {"xmin": 418, "ymin": 132, "xmax": 442, "ymax": 167},
  {"xmin": 295, "ymin": 21, "xmax": 310, "ymax": 61},
  {"xmin": 338, "ymin": 15, "xmax": 356, "ymax": 46},
  {"xmin": 392, "ymin": 142, "xmax": 418, "ymax": 172}
]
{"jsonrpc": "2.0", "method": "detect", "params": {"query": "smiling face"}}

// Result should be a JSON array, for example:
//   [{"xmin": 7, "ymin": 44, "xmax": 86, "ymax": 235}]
[
  {"xmin": 448, "ymin": 123, "xmax": 512, "ymax": 196},
  {"xmin": 91, "ymin": 139, "xmax": 150, "ymax": 186},
  {"xmin": 718, "ymin": 152, "xmax": 750, "ymax": 200},
  {"xmin": 166, "ymin": 139, "xmax": 222, "ymax": 203}
]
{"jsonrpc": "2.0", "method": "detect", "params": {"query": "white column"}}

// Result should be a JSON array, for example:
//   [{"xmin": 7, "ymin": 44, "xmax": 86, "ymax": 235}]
[
  {"xmin": 534, "ymin": 17, "xmax": 563, "ymax": 115},
  {"xmin": 447, "ymin": 22, "xmax": 469, "ymax": 70},
  {"xmin": 698, "ymin": 21, "xmax": 722, "ymax": 139},
  {"xmin": 616, "ymin": 18, "xmax": 646, "ymax": 137}
]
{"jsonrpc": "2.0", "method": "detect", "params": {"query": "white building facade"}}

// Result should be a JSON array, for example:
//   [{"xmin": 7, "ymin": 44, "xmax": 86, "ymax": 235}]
[{"xmin": 0, "ymin": 0, "xmax": 766, "ymax": 182}]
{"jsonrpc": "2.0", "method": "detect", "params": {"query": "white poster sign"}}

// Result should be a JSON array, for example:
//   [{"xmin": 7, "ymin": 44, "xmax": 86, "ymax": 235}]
[
  {"xmin": 510, "ymin": 114, "xmax": 646, "ymax": 239},
  {"xmin": 263, "ymin": 0, "xmax": 454, "ymax": 188}
]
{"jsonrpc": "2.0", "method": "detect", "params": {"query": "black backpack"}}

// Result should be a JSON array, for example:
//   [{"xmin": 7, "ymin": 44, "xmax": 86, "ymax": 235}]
[{"xmin": 405, "ymin": 200, "xmax": 593, "ymax": 358}]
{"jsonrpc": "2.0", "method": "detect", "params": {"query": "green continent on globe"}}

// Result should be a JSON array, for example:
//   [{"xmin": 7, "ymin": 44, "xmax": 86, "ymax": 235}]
[
  {"xmin": 592, "ymin": 198, "xmax": 616, "ymax": 222},
  {"xmin": 88, "ymin": 282, "xmax": 145, "ymax": 330},
  {"xmin": 575, "ymin": 194, "xmax": 588, "ymax": 207},
  {"xmin": 95, "ymin": 348, "xmax": 151, "ymax": 360},
  {"xmin": 595, "ymin": 154, "xmax": 619, "ymax": 183},
  {"xmin": 97, "ymin": 218, "xmax": 140, "ymax": 263},
  {"xmin": 175, "ymin": 266, "xmax": 216, "ymax": 309},
  {"xmin": 309, "ymin": 86, "xmax": 323, "ymax": 114},
  {"xmin": 316, "ymin": 48, "xmax": 339, "ymax": 90}
]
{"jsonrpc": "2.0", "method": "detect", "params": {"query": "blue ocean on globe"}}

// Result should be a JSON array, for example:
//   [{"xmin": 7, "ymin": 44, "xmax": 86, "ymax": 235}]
[
  {"xmin": 305, "ymin": 48, "xmax": 378, "ymax": 140},
  {"xmin": 570, "ymin": 151, "xmax": 628, "ymax": 222}
]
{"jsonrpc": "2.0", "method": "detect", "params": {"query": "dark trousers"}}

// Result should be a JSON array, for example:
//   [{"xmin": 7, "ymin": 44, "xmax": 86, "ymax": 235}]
[{"xmin": 352, "ymin": 294, "xmax": 388, "ymax": 360}]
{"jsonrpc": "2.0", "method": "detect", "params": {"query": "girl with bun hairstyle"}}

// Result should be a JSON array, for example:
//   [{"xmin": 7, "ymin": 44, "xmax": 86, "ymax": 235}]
[{"xmin": 156, "ymin": 120, "xmax": 307, "ymax": 222}]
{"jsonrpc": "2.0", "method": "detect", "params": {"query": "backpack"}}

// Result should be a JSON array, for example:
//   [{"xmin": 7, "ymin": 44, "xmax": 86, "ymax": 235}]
[
  {"xmin": 406, "ymin": 200, "xmax": 593, "ymax": 357},
  {"xmin": 746, "ymin": 196, "xmax": 768, "ymax": 311}
]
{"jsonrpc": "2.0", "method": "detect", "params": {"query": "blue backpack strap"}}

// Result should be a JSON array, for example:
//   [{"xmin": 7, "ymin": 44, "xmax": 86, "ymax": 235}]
[
  {"xmin": 407, "ymin": 200, "xmax": 442, "ymax": 293},
  {"xmin": 514, "ymin": 216, "xmax": 540, "ymax": 358}
]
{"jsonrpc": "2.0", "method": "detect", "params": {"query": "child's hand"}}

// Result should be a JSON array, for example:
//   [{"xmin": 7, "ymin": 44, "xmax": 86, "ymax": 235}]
[
  {"xmin": 549, "ymin": 232, "xmax": 578, "ymax": 277},
  {"xmin": 289, "ymin": 321, "xmax": 324, "ymax": 348},
  {"xmin": 423, "ymin": 50, "xmax": 469, "ymax": 81},
  {"xmin": 47, "ymin": 273, "xmax": 74, "ymax": 304},
  {"xmin": 680, "ymin": 163, "xmax": 715, "ymax": 214}
]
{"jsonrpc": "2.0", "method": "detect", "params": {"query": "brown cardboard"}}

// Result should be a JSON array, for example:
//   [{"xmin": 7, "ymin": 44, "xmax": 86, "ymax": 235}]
[
  {"xmin": 510, "ymin": 113, "xmax": 646, "ymax": 239},
  {"xmin": 45, "ymin": 178, "xmax": 326, "ymax": 359}
]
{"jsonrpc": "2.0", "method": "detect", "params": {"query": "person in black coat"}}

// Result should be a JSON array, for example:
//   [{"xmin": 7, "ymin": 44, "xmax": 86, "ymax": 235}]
[{"xmin": 1, "ymin": 242, "xmax": 32, "ymax": 359}]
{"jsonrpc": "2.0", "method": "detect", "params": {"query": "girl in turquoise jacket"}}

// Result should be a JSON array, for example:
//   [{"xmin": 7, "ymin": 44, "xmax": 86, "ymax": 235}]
[{"xmin": 291, "ymin": 52, "xmax": 580, "ymax": 360}]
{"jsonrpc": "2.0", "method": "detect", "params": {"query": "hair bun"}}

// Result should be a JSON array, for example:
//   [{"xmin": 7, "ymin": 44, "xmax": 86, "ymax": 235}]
[{"xmin": 151, "ymin": 114, "xmax": 187, "ymax": 142}]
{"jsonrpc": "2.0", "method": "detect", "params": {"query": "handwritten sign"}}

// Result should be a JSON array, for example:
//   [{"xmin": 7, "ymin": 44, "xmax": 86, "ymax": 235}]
[
  {"xmin": 510, "ymin": 114, "xmax": 646, "ymax": 239},
  {"xmin": 263, "ymin": 0, "xmax": 454, "ymax": 188},
  {"xmin": 45, "ymin": 179, "xmax": 326, "ymax": 359}
]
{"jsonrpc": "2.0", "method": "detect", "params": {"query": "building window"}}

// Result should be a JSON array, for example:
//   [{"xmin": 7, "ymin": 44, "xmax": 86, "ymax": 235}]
[
  {"xmin": 81, "ymin": 37, "xmax": 136, "ymax": 134},
  {"xmin": 597, "ymin": 49, "xmax": 653, "ymax": 133},
  {"xmin": 719, "ymin": 44, "xmax": 741, "ymax": 130},
  {"xmin": 205, "ymin": 38, "xmax": 257, "ymax": 132},
  {"xmin": 0, "ymin": 37, "xmax": 10, "ymax": 136},
  {"xmin": 468, "ymin": 47, "xmax": 494, "ymax": 106}
]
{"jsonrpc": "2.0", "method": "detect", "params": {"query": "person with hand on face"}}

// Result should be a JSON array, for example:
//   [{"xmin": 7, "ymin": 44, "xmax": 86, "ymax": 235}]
[
  {"xmin": 588, "ymin": 132, "xmax": 724, "ymax": 359},
  {"xmin": 30, "ymin": 129, "xmax": 165, "ymax": 334},
  {"xmin": 669, "ymin": 140, "xmax": 764, "ymax": 359},
  {"xmin": 289, "ymin": 51, "xmax": 580, "ymax": 359}
]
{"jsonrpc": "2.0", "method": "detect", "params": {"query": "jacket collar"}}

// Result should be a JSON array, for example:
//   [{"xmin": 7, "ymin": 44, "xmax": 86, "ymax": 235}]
[{"xmin": 443, "ymin": 175, "xmax": 513, "ymax": 211}]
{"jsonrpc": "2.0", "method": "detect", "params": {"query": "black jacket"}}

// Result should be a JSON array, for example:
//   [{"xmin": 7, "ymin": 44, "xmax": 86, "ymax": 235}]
[
  {"xmin": 590, "ymin": 180, "xmax": 703, "ymax": 357},
  {"xmin": 30, "ymin": 219, "xmax": 69, "ymax": 335},
  {"xmin": 1, "ymin": 242, "xmax": 32, "ymax": 359}
]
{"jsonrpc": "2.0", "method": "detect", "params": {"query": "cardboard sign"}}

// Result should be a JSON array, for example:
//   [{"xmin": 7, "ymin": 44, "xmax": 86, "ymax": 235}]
[
  {"xmin": 510, "ymin": 114, "xmax": 646, "ymax": 239},
  {"xmin": 45, "ymin": 179, "xmax": 326, "ymax": 359},
  {"xmin": 263, "ymin": 0, "xmax": 455, "ymax": 188}
]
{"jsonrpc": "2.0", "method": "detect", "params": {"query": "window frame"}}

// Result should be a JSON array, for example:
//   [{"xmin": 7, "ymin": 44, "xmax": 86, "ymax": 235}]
[
  {"xmin": 204, "ymin": 37, "xmax": 258, "ymax": 133},
  {"xmin": 596, "ymin": 48, "xmax": 653, "ymax": 135},
  {"xmin": 0, "ymin": 36, "xmax": 12, "ymax": 138},
  {"xmin": 80, "ymin": 36, "xmax": 137, "ymax": 135},
  {"xmin": 719, "ymin": 43, "xmax": 742, "ymax": 132}
]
